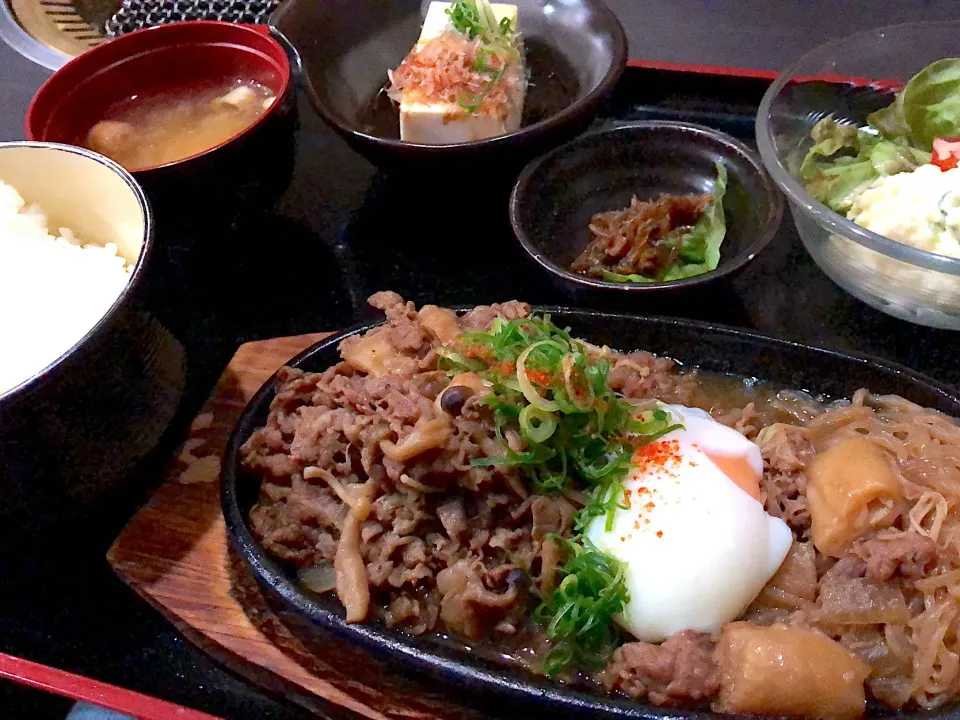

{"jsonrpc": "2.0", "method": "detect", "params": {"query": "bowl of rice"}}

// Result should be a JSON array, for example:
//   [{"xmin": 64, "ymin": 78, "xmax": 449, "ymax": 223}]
[{"xmin": 0, "ymin": 142, "xmax": 186, "ymax": 538}]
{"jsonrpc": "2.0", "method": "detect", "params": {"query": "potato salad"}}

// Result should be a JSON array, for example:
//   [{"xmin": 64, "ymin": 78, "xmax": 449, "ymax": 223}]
[{"xmin": 847, "ymin": 164, "xmax": 960, "ymax": 256}]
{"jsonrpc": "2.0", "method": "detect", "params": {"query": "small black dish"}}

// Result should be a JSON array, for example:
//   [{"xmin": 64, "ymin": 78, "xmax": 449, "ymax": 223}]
[
  {"xmin": 509, "ymin": 121, "xmax": 784, "ymax": 296},
  {"xmin": 270, "ymin": 0, "xmax": 627, "ymax": 174},
  {"xmin": 222, "ymin": 309, "xmax": 960, "ymax": 719}
]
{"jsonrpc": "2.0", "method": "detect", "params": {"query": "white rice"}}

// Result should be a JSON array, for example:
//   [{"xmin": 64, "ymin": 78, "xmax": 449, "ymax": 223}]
[{"xmin": 0, "ymin": 180, "xmax": 133, "ymax": 395}]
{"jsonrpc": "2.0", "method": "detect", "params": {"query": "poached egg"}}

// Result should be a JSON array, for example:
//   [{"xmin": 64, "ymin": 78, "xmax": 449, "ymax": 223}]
[{"xmin": 585, "ymin": 404, "xmax": 792, "ymax": 642}]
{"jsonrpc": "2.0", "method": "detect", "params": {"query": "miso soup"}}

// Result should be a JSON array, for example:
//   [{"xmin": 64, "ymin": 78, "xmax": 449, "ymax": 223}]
[{"xmin": 85, "ymin": 78, "xmax": 276, "ymax": 171}]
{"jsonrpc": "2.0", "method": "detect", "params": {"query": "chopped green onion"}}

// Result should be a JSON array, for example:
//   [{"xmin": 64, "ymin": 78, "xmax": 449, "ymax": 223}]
[
  {"xmin": 446, "ymin": 0, "xmax": 486, "ymax": 39},
  {"xmin": 534, "ymin": 537, "xmax": 629, "ymax": 675},
  {"xmin": 473, "ymin": 47, "xmax": 497, "ymax": 73},
  {"xmin": 438, "ymin": 313, "xmax": 685, "ymax": 675},
  {"xmin": 533, "ymin": 446, "xmax": 568, "ymax": 492},
  {"xmin": 456, "ymin": 66, "xmax": 504, "ymax": 113},
  {"xmin": 436, "ymin": 346, "xmax": 486, "ymax": 373},
  {"xmin": 516, "ymin": 341, "xmax": 561, "ymax": 411},
  {"xmin": 550, "ymin": 384, "xmax": 582, "ymax": 415},
  {"xmin": 445, "ymin": 0, "xmax": 520, "ymax": 115},
  {"xmin": 561, "ymin": 353, "xmax": 595, "ymax": 411},
  {"xmin": 519, "ymin": 405, "xmax": 557, "ymax": 444}
]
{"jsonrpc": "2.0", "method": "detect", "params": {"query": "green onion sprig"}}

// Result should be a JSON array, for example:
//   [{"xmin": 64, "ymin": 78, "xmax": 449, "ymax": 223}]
[
  {"xmin": 534, "ymin": 536, "xmax": 630, "ymax": 675},
  {"xmin": 445, "ymin": 0, "xmax": 520, "ymax": 114}
]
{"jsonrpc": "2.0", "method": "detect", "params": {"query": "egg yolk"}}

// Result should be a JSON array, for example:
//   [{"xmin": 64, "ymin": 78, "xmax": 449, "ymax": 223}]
[{"xmin": 704, "ymin": 452, "xmax": 762, "ymax": 502}]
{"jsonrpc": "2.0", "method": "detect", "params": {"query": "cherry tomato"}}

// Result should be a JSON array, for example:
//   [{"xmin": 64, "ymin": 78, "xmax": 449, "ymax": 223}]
[{"xmin": 932, "ymin": 137, "xmax": 960, "ymax": 171}]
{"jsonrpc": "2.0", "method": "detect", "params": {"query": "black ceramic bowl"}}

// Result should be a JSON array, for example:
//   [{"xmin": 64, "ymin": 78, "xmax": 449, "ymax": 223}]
[
  {"xmin": 223, "ymin": 308, "xmax": 960, "ymax": 719},
  {"xmin": 270, "ymin": 0, "xmax": 627, "ymax": 174},
  {"xmin": 509, "ymin": 121, "xmax": 784, "ymax": 296},
  {"xmin": 0, "ymin": 142, "xmax": 186, "ymax": 542}
]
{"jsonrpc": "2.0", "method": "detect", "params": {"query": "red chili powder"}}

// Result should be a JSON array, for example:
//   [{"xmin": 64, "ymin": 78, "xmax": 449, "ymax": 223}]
[
  {"xmin": 626, "ymin": 442, "xmax": 684, "ymax": 541},
  {"xmin": 632, "ymin": 439, "xmax": 682, "ymax": 474},
  {"xmin": 526, "ymin": 369, "xmax": 552, "ymax": 386}
]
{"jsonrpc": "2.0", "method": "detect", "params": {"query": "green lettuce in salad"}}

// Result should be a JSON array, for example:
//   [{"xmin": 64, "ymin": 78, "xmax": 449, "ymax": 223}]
[
  {"xmin": 800, "ymin": 118, "xmax": 930, "ymax": 213},
  {"xmin": 800, "ymin": 57, "xmax": 960, "ymax": 213},
  {"xmin": 869, "ymin": 58, "xmax": 960, "ymax": 150}
]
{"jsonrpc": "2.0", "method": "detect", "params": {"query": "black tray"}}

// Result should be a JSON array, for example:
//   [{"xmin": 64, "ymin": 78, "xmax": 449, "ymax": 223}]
[
  {"xmin": 164, "ymin": 62, "xmax": 960, "ymax": 390},
  {"xmin": 5, "ymin": 62, "xmax": 960, "ymax": 720}
]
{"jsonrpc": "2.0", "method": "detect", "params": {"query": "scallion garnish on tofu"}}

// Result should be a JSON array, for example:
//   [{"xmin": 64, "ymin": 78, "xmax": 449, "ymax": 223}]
[{"xmin": 387, "ymin": 0, "xmax": 527, "ymax": 140}]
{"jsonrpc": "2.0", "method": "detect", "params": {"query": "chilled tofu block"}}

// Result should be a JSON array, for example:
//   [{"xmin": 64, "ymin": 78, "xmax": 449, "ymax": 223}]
[
  {"xmin": 396, "ymin": 1, "xmax": 525, "ymax": 144},
  {"xmin": 400, "ymin": 97, "xmax": 523, "ymax": 144}
]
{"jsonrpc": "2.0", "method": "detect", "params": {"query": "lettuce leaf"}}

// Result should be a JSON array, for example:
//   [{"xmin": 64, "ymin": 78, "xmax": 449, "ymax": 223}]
[
  {"xmin": 801, "ymin": 117, "xmax": 861, "ymax": 167},
  {"xmin": 800, "ymin": 117, "xmax": 929, "ymax": 213},
  {"xmin": 600, "ymin": 163, "xmax": 727, "ymax": 284},
  {"xmin": 801, "ymin": 59, "xmax": 957, "ymax": 213},
  {"xmin": 664, "ymin": 162, "xmax": 727, "ymax": 278},
  {"xmin": 902, "ymin": 58, "xmax": 960, "ymax": 150},
  {"xmin": 867, "ymin": 58, "xmax": 960, "ymax": 150},
  {"xmin": 867, "ymin": 92, "xmax": 910, "ymax": 141},
  {"xmin": 601, "ymin": 270, "xmax": 654, "ymax": 283}
]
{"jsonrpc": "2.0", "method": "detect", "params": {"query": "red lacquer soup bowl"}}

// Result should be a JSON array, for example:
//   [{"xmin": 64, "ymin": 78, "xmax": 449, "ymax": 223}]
[{"xmin": 26, "ymin": 21, "xmax": 297, "ymax": 215}]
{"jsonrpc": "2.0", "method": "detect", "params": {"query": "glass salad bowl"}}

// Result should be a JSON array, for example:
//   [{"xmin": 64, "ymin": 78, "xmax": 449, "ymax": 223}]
[{"xmin": 756, "ymin": 21, "xmax": 960, "ymax": 330}]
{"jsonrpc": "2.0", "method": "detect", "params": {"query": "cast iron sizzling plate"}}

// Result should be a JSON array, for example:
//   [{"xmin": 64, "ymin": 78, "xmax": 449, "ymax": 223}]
[{"xmin": 222, "ymin": 309, "xmax": 960, "ymax": 719}]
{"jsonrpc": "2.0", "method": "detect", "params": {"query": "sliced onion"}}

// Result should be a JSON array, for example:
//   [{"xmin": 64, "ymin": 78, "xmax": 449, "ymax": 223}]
[
  {"xmin": 562, "ymin": 354, "xmax": 595, "ymax": 411},
  {"xmin": 884, "ymin": 623, "xmax": 914, "ymax": 662},
  {"xmin": 298, "ymin": 562, "xmax": 337, "ymax": 593},
  {"xmin": 516, "ymin": 342, "xmax": 559, "ymax": 411},
  {"xmin": 520, "ymin": 405, "xmax": 557, "ymax": 444}
]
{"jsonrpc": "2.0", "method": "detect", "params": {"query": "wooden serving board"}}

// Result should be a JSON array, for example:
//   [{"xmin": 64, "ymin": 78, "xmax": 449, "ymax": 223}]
[{"xmin": 107, "ymin": 334, "xmax": 477, "ymax": 720}]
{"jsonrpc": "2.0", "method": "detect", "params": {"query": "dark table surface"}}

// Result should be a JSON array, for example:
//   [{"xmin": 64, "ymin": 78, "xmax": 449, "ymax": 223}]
[{"xmin": 3, "ymin": 2, "xmax": 960, "ymax": 719}]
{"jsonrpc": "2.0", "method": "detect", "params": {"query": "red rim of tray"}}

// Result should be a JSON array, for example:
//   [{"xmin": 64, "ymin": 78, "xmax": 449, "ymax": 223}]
[
  {"xmin": 0, "ymin": 651, "xmax": 224, "ymax": 720},
  {"xmin": 627, "ymin": 58, "xmax": 904, "ymax": 90}
]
